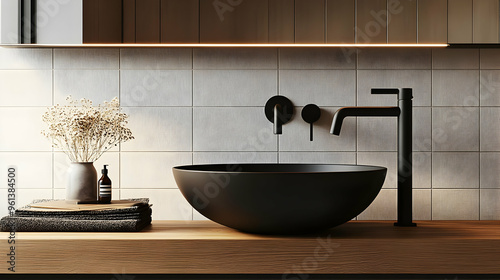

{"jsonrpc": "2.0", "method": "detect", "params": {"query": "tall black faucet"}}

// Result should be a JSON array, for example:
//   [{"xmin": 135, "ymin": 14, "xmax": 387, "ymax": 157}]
[{"xmin": 331, "ymin": 88, "xmax": 416, "ymax": 227}]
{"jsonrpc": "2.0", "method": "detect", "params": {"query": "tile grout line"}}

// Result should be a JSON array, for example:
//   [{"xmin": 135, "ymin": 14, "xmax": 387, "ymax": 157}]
[
  {"xmin": 277, "ymin": 48, "xmax": 280, "ymax": 163},
  {"xmin": 51, "ymin": 48, "xmax": 55, "ymax": 199},
  {"xmin": 118, "ymin": 48, "xmax": 122, "ymax": 199},
  {"xmin": 430, "ymin": 48, "xmax": 433, "ymax": 220},
  {"xmin": 478, "ymin": 48, "xmax": 481, "ymax": 220},
  {"xmin": 354, "ymin": 48, "xmax": 358, "ymax": 220},
  {"xmin": 355, "ymin": 49, "xmax": 358, "ymax": 166}
]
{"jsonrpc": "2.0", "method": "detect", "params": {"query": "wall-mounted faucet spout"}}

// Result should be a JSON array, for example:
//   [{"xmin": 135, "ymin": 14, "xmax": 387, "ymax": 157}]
[
  {"xmin": 265, "ymin": 96, "xmax": 294, "ymax": 135},
  {"xmin": 274, "ymin": 104, "xmax": 283, "ymax": 134},
  {"xmin": 331, "ymin": 88, "xmax": 416, "ymax": 227}
]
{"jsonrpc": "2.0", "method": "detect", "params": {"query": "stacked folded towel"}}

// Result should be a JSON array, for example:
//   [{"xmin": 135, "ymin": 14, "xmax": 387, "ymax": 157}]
[{"xmin": 0, "ymin": 198, "xmax": 152, "ymax": 232}]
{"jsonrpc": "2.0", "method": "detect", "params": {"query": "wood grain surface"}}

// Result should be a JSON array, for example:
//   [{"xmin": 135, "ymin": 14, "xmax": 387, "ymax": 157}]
[{"xmin": 2, "ymin": 220, "xmax": 500, "ymax": 274}]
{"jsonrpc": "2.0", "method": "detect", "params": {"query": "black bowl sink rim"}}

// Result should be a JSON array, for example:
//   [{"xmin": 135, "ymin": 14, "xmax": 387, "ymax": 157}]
[{"xmin": 173, "ymin": 163, "xmax": 387, "ymax": 174}]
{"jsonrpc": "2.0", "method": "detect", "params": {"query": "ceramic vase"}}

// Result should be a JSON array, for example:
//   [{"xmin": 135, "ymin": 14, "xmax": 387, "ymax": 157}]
[{"xmin": 67, "ymin": 162, "xmax": 98, "ymax": 203}]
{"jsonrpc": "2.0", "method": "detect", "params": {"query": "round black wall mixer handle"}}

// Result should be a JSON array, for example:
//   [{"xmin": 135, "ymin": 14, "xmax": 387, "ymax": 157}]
[{"xmin": 301, "ymin": 104, "xmax": 321, "ymax": 141}]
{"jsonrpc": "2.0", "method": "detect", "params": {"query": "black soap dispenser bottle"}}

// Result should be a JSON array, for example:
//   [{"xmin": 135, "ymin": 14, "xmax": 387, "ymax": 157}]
[{"xmin": 98, "ymin": 165, "xmax": 112, "ymax": 203}]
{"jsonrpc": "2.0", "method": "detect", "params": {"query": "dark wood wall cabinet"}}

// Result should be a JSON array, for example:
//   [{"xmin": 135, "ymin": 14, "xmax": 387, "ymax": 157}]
[
  {"xmin": 82, "ymin": 0, "xmax": 500, "ymax": 45},
  {"xmin": 418, "ymin": 0, "xmax": 447, "ymax": 43},
  {"xmin": 448, "ymin": 0, "xmax": 500, "ymax": 44},
  {"xmin": 83, "ymin": 0, "xmax": 123, "ymax": 43},
  {"xmin": 83, "ymin": 0, "xmax": 199, "ymax": 43},
  {"xmin": 200, "ymin": 0, "xmax": 268, "ymax": 43}
]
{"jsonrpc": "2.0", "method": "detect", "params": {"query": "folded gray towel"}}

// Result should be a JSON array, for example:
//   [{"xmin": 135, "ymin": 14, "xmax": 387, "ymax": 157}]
[
  {"xmin": 15, "ymin": 208, "xmax": 152, "ymax": 220},
  {"xmin": 0, "ymin": 198, "xmax": 152, "ymax": 232},
  {"xmin": 1, "ymin": 216, "xmax": 151, "ymax": 232}
]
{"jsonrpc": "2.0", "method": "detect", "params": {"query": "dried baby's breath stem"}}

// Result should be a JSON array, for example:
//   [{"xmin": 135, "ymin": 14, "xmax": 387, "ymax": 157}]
[{"xmin": 41, "ymin": 96, "xmax": 134, "ymax": 163}]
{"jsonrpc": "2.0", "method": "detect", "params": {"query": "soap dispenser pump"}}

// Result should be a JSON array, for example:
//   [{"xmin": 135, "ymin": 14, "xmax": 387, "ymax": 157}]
[{"xmin": 98, "ymin": 165, "xmax": 112, "ymax": 203}]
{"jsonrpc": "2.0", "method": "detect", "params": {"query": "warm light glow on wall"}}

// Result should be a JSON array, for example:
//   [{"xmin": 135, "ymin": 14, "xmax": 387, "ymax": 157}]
[{"xmin": 0, "ymin": 43, "xmax": 450, "ymax": 48}]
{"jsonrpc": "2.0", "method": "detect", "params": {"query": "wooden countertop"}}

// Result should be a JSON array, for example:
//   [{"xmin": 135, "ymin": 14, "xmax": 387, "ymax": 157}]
[{"xmin": 3, "ymin": 220, "xmax": 500, "ymax": 274}]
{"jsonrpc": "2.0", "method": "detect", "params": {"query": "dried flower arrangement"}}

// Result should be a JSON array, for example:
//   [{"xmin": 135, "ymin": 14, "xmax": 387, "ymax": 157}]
[{"xmin": 42, "ymin": 96, "xmax": 134, "ymax": 162}]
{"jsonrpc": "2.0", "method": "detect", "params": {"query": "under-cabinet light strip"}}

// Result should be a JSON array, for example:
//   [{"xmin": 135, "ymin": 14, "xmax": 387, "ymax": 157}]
[{"xmin": 0, "ymin": 43, "xmax": 449, "ymax": 48}]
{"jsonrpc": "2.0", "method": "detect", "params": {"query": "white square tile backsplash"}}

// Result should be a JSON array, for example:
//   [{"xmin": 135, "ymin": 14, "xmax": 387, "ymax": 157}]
[
  {"xmin": 0, "ymin": 47, "xmax": 499, "ymax": 221},
  {"xmin": 279, "ymin": 70, "xmax": 356, "ymax": 106},
  {"xmin": 54, "ymin": 70, "xmax": 119, "ymax": 104},
  {"xmin": 413, "ymin": 152, "xmax": 432, "ymax": 189},
  {"xmin": 54, "ymin": 48, "xmax": 120, "ymax": 70},
  {"xmin": 0, "ymin": 107, "xmax": 52, "ymax": 151},
  {"xmin": 193, "ymin": 107, "xmax": 277, "ymax": 151},
  {"xmin": 278, "ymin": 152, "xmax": 356, "ymax": 164},
  {"xmin": 480, "ymin": 49, "xmax": 500, "ymax": 70},
  {"xmin": 432, "ymin": 70, "xmax": 480, "ymax": 106},
  {"xmin": 413, "ymin": 107, "xmax": 432, "ymax": 151},
  {"xmin": 120, "ymin": 152, "xmax": 192, "ymax": 189},
  {"xmin": 432, "ymin": 189, "xmax": 480, "ymax": 220},
  {"xmin": 0, "ymin": 152, "xmax": 52, "ymax": 189},
  {"xmin": 432, "ymin": 152, "xmax": 480, "ymax": 189},
  {"xmin": 357, "ymin": 117, "xmax": 397, "ymax": 151},
  {"xmin": 480, "ymin": 189, "xmax": 500, "ymax": 220},
  {"xmin": 432, "ymin": 48, "xmax": 479, "ymax": 69},
  {"xmin": 194, "ymin": 48, "xmax": 277, "ymax": 70},
  {"xmin": 120, "ymin": 48, "xmax": 192, "ymax": 70},
  {"xmin": 480, "ymin": 70, "xmax": 500, "ymax": 106},
  {"xmin": 120, "ymin": 70, "xmax": 192, "ymax": 106},
  {"xmin": 432, "ymin": 107, "xmax": 480, "ymax": 151},
  {"xmin": 193, "ymin": 70, "xmax": 277, "ymax": 106},
  {"xmin": 279, "ymin": 48, "xmax": 356, "ymax": 70},
  {"xmin": 480, "ymin": 107, "xmax": 500, "ymax": 151},
  {"xmin": 480, "ymin": 153, "xmax": 500, "ymax": 188},
  {"xmin": 357, "ymin": 48, "xmax": 431, "ymax": 70},
  {"xmin": 0, "ymin": 70, "xmax": 52, "ymax": 106},
  {"xmin": 193, "ymin": 152, "xmax": 277, "ymax": 164},
  {"xmin": 121, "ymin": 107, "xmax": 193, "ymax": 151},
  {"xmin": 357, "ymin": 69, "xmax": 431, "ymax": 106},
  {"xmin": 0, "ymin": 48, "xmax": 52, "ymax": 70}
]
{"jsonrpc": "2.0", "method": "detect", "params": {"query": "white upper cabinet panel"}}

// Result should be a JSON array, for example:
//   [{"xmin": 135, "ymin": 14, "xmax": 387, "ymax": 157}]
[
  {"xmin": 0, "ymin": 0, "xmax": 19, "ymax": 44},
  {"xmin": 36, "ymin": 0, "xmax": 82, "ymax": 44}
]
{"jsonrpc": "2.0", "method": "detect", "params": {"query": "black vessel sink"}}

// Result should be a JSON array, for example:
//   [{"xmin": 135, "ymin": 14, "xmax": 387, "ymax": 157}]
[{"xmin": 173, "ymin": 164, "xmax": 387, "ymax": 234}]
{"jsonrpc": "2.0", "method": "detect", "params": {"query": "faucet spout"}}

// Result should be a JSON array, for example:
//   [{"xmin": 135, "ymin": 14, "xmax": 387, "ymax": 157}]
[
  {"xmin": 265, "ymin": 95, "xmax": 294, "ymax": 135},
  {"xmin": 331, "ymin": 107, "xmax": 400, "ymax": 135},
  {"xmin": 274, "ymin": 104, "xmax": 283, "ymax": 134}
]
